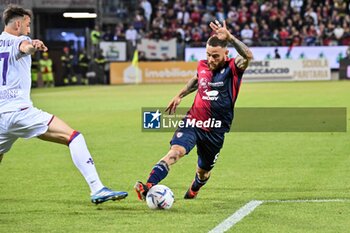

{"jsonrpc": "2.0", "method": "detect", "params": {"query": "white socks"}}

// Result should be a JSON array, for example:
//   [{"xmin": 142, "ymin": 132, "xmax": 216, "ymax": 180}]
[{"xmin": 69, "ymin": 133, "xmax": 104, "ymax": 194}]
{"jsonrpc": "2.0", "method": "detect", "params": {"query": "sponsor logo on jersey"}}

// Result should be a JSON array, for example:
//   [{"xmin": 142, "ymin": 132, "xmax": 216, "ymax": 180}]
[
  {"xmin": 208, "ymin": 81, "xmax": 224, "ymax": 87},
  {"xmin": 199, "ymin": 78, "xmax": 208, "ymax": 89},
  {"xmin": 202, "ymin": 89, "xmax": 219, "ymax": 101},
  {"xmin": 0, "ymin": 89, "xmax": 19, "ymax": 100}
]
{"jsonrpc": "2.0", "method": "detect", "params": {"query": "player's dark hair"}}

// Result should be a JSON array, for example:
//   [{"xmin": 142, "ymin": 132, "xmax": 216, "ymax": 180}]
[
  {"xmin": 2, "ymin": 5, "xmax": 32, "ymax": 26},
  {"xmin": 207, "ymin": 35, "xmax": 228, "ymax": 48}
]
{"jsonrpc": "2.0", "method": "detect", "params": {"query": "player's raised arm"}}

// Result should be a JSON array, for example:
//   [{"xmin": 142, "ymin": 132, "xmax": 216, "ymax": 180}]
[
  {"xmin": 209, "ymin": 20, "xmax": 253, "ymax": 70},
  {"xmin": 20, "ymin": 39, "xmax": 48, "ymax": 54},
  {"xmin": 165, "ymin": 74, "xmax": 198, "ymax": 114}
]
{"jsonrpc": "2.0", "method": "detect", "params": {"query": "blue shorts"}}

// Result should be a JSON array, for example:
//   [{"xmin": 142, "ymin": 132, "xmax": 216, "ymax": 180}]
[{"xmin": 170, "ymin": 127, "xmax": 225, "ymax": 171}]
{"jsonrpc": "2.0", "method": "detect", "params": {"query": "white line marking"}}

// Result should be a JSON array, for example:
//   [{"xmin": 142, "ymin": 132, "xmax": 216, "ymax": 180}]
[
  {"xmin": 208, "ymin": 199, "xmax": 350, "ymax": 233},
  {"xmin": 208, "ymin": 200, "xmax": 263, "ymax": 233},
  {"xmin": 265, "ymin": 199, "xmax": 350, "ymax": 203}
]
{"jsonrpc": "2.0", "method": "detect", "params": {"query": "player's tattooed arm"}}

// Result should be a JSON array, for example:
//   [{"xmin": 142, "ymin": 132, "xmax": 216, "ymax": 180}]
[
  {"xmin": 230, "ymin": 36, "xmax": 252, "ymax": 70},
  {"xmin": 179, "ymin": 74, "xmax": 198, "ymax": 98},
  {"xmin": 166, "ymin": 74, "xmax": 198, "ymax": 114},
  {"xmin": 228, "ymin": 35, "xmax": 253, "ymax": 61}
]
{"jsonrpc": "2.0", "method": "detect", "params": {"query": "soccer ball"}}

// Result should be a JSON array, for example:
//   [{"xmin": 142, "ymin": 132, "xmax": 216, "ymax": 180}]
[{"xmin": 146, "ymin": 184, "xmax": 174, "ymax": 210}]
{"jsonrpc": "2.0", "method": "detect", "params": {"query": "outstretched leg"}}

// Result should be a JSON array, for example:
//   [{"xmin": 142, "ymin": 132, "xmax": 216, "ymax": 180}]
[
  {"xmin": 135, "ymin": 145, "xmax": 186, "ymax": 200},
  {"xmin": 184, "ymin": 167, "xmax": 211, "ymax": 199},
  {"xmin": 39, "ymin": 116, "xmax": 127, "ymax": 204}
]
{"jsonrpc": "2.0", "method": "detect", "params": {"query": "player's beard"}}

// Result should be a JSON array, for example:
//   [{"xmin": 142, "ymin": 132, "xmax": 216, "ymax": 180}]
[{"xmin": 208, "ymin": 59, "xmax": 226, "ymax": 71}]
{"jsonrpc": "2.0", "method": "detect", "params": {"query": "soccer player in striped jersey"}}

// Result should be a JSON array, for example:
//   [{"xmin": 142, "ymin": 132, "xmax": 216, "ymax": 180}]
[
  {"xmin": 135, "ymin": 20, "xmax": 253, "ymax": 200},
  {"xmin": 0, "ymin": 5, "xmax": 127, "ymax": 204}
]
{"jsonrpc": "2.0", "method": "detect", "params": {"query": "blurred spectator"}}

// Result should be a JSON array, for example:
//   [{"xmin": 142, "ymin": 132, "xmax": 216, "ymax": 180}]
[
  {"xmin": 125, "ymin": 25, "xmax": 138, "ymax": 60},
  {"xmin": 250, "ymin": 16, "xmax": 258, "ymax": 30},
  {"xmin": 227, "ymin": 6, "xmax": 239, "ymax": 22},
  {"xmin": 153, "ymin": 11, "xmax": 165, "ymax": 29},
  {"xmin": 31, "ymin": 53, "xmax": 39, "ymax": 88},
  {"xmin": 290, "ymin": 27, "xmax": 302, "ymax": 46},
  {"xmin": 202, "ymin": 10, "xmax": 215, "ymax": 25},
  {"xmin": 240, "ymin": 24, "xmax": 254, "ymax": 46},
  {"xmin": 271, "ymin": 29, "xmax": 280, "ymax": 46},
  {"xmin": 215, "ymin": 8, "xmax": 225, "ymax": 21},
  {"xmin": 341, "ymin": 23, "xmax": 350, "ymax": 45},
  {"xmin": 191, "ymin": 28, "xmax": 203, "ymax": 47},
  {"xmin": 177, "ymin": 5, "xmax": 190, "ymax": 25},
  {"xmin": 302, "ymin": 25, "xmax": 317, "ymax": 46},
  {"xmin": 113, "ymin": 23, "xmax": 125, "ymax": 41},
  {"xmin": 304, "ymin": 6, "xmax": 318, "ymax": 26},
  {"xmin": 324, "ymin": 22, "xmax": 336, "ymax": 45},
  {"xmin": 260, "ymin": 23, "xmax": 272, "ymax": 46},
  {"xmin": 334, "ymin": 24, "xmax": 345, "ymax": 45},
  {"xmin": 39, "ymin": 52, "xmax": 54, "ymax": 87},
  {"xmin": 249, "ymin": 0, "xmax": 259, "ymax": 15},
  {"xmin": 61, "ymin": 47, "xmax": 76, "ymax": 85},
  {"xmin": 94, "ymin": 49, "xmax": 108, "ymax": 84},
  {"xmin": 206, "ymin": 0, "xmax": 216, "ymax": 12},
  {"xmin": 190, "ymin": 7, "xmax": 201, "ymax": 24},
  {"xmin": 115, "ymin": 2, "xmax": 128, "ymax": 19},
  {"xmin": 90, "ymin": 25, "xmax": 101, "ymax": 57},
  {"xmin": 334, "ymin": 0, "xmax": 347, "ymax": 17},
  {"xmin": 290, "ymin": 0, "xmax": 303, "ymax": 13},
  {"xmin": 133, "ymin": 9, "xmax": 146, "ymax": 31},
  {"xmin": 102, "ymin": 26, "xmax": 114, "ymax": 41},
  {"xmin": 274, "ymin": 48, "xmax": 281, "ymax": 59},
  {"xmin": 140, "ymin": 0, "xmax": 152, "ymax": 29},
  {"xmin": 346, "ymin": 44, "xmax": 350, "ymax": 59},
  {"xmin": 78, "ymin": 49, "xmax": 90, "ymax": 85},
  {"xmin": 164, "ymin": 7, "xmax": 177, "ymax": 27},
  {"xmin": 279, "ymin": 27, "xmax": 290, "ymax": 46}
]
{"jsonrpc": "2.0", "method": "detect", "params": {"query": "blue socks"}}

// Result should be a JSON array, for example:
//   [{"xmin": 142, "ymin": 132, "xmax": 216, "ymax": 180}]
[
  {"xmin": 146, "ymin": 161, "xmax": 209, "ymax": 193},
  {"xmin": 191, "ymin": 173, "xmax": 210, "ymax": 192},
  {"xmin": 147, "ymin": 160, "xmax": 169, "ymax": 185}
]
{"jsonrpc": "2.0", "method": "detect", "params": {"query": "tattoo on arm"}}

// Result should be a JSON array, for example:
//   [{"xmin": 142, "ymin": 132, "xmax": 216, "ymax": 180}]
[
  {"xmin": 169, "ymin": 155, "xmax": 178, "ymax": 163},
  {"xmin": 229, "ymin": 36, "xmax": 253, "ymax": 60},
  {"xmin": 179, "ymin": 75, "xmax": 198, "ymax": 98}
]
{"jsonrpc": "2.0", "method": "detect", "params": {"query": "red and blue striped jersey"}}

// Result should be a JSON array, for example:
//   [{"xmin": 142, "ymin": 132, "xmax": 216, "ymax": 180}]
[{"xmin": 188, "ymin": 58, "xmax": 244, "ymax": 132}]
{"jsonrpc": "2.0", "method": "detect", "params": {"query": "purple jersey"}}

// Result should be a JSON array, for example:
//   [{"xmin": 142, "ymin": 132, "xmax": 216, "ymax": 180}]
[{"xmin": 188, "ymin": 58, "xmax": 244, "ymax": 132}]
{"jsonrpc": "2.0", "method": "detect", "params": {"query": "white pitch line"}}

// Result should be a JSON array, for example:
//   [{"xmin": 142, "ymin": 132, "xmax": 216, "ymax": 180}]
[
  {"xmin": 265, "ymin": 198, "xmax": 350, "ymax": 203},
  {"xmin": 208, "ymin": 200, "xmax": 263, "ymax": 233},
  {"xmin": 208, "ymin": 198, "xmax": 350, "ymax": 233}
]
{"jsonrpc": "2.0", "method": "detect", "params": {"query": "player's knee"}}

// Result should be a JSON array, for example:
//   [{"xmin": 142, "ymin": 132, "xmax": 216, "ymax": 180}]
[
  {"xmin": 67, "ymin": 130, "xmax": 81, "ymax": 145},
  {"xmin": 170, "ymin": 145, "xmax": 186, "ymax": 157}
]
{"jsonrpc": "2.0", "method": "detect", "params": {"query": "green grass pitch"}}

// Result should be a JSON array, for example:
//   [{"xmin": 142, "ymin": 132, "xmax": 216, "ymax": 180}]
[{"xmin": 0, "ymin": 81, "xmax": 349, "ymax": 233}]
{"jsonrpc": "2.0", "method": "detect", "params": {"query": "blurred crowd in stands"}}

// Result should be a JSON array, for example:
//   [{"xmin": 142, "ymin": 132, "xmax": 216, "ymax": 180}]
[
  {"xmin": 31, "ymin": 0, "xmax": 350, "ymax": 87},
  {"xmin": 101, "ymin": 0, "xmax": 350, "ymax": 47}
]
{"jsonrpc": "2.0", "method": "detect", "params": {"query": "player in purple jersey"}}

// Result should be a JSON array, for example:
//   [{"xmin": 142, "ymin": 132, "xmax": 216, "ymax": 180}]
[
  {"xmin": 135, "ymin": 20, "xmax": 253, "ymax": 200},
  {"xmin": 0, "ymin": 5, "xmax": 127, "ymax": 204}
]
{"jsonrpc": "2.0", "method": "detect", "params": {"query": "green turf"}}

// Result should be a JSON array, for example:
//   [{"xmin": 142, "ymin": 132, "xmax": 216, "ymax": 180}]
[{"xmin": 0, "ymin": 81, "xmax": 349, "ymax": 233}]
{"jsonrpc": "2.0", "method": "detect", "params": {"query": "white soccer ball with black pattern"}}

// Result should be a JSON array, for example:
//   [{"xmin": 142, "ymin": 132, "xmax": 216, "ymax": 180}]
[{"xmin": 146, "ymin": 184, "xmax": 174, "ymax": 209}]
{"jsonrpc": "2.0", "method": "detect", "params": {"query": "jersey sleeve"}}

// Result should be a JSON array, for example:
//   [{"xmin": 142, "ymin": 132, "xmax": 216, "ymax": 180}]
[{"xmin": 14, "ymin": 36, "xmax": 32, "ymax": 59}]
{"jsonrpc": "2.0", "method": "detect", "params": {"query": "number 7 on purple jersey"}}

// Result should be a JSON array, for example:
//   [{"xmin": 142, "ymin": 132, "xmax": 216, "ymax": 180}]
[{"xmin": 0, "ymin": 52, "xmax": 9, "ymax": 85}]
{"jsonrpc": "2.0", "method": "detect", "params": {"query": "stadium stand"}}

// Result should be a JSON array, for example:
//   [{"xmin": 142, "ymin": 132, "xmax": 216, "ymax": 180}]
[{"xmin": 101, "ymin": 0, "xmax": 350, "ymax": 48}]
